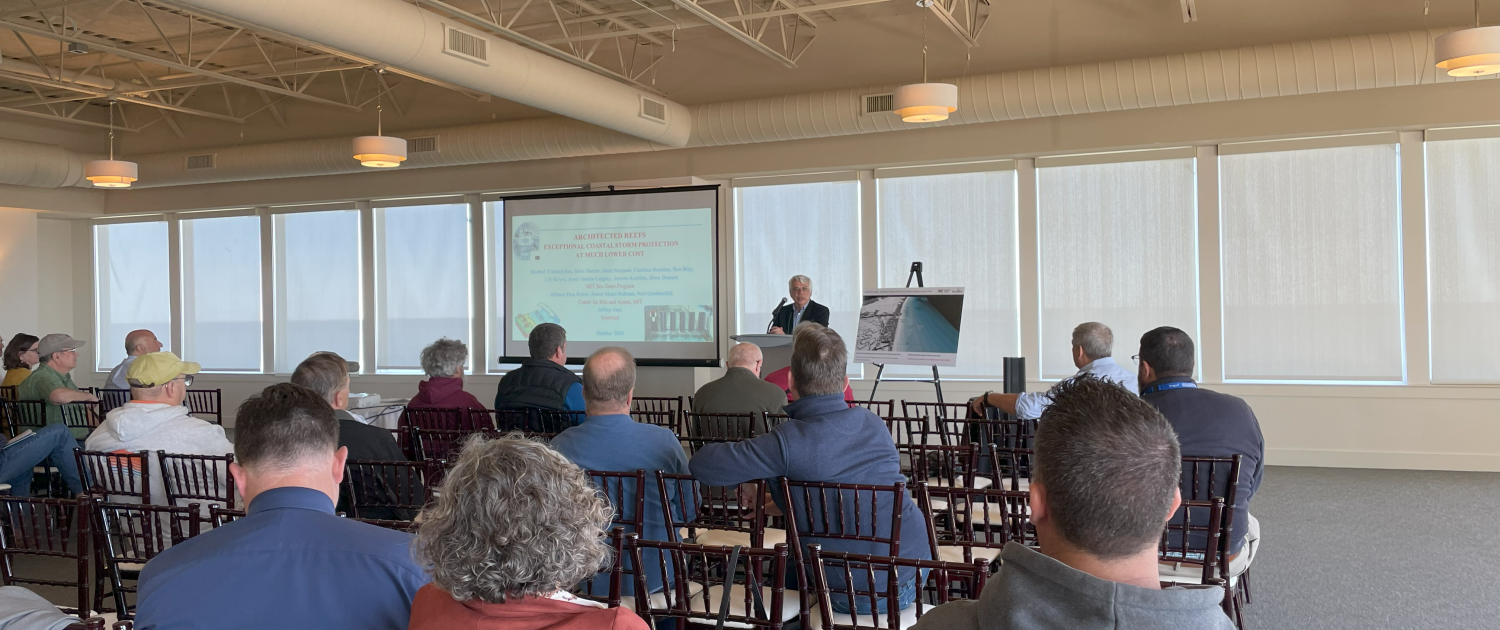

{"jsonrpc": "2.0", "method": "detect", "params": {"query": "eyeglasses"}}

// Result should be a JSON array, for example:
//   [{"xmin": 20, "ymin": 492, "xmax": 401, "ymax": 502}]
[
  {"xmin": 176, "ymin": 374, "xmax": 195, "ymax": 387},
  {"xmin": 1131, "ymin": 354, "xmax": 1141, "ymax": 366}
]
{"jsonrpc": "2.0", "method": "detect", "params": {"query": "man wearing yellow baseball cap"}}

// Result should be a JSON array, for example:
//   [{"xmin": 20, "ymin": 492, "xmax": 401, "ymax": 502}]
[{"xmin": 86, "ymin": 352, "xmax": 233, "ymax": 505}]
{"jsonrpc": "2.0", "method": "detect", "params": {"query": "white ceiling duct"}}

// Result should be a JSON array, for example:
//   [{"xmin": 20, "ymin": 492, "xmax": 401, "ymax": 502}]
[
  {"xmin": 163, "ymin": 0, "xmax": 691, "ymax": 147},
  {"xmin": 0, "ymin": 137, "xmax": 89, "ymax": 188}
]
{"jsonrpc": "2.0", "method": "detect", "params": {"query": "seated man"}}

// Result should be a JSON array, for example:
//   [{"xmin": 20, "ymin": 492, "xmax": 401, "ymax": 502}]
[
  {"xmin": 970, "ymin": 321, "xmax": 1137, "ymax": 420},
  {"xmin": 85, "ymin": 352, "xmax": 233, "ymax": 505},
  {"xmin": 1136, "ymin": 326, "xmax": 1263, "ymax": 578},
  {"xmin": 493, "ymin": 323, "xmax": 584, "ymax": 412},
  {"xmin": 18, "ymin": 334, "xmax": 97, "ymax": 440},
  {"xmin": 105, "ymin": 329, "xmax": 163, "ymax": 390},
  {"xmin": 408, "ymin": 338, "xmax": 488, "ymax": 412},
  {"xmin": 0, "ymin": 420, "xmax": 85, "ymax": 498},
  {"xmin": 911, "ymin": 377, "xmax": 1235, "ymax": 630},
  {"xmin": 549, "ymin": 347, "xmax": 690, "ymax": 595},
  {"xmin": 691, "ymin": 324, "xmax": 929, "ymax": 614},
  {"xmin": 691, "ymin": 342, "xmax": 785, "ymax": 433},
  {"xmin": 291, "ymin": 351, "xmax": 411, "ymax": 520},
  {"xmin": 136, "ymin": 383, "xmax": 429, "ymax": 629}
]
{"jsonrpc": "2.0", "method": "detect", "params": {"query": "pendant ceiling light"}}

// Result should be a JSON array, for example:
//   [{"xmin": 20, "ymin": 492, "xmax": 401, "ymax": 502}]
[
  {"xmin": 1435, "ymin": 1, "xmax": 1499, "ymax": 77},
  {"xmin": 353, "ymin": 74, "xmax": 407, "ymax": 168},
  {"xmin": 84, "ymin": 98, "xmax": 138, "ymax": 188},
  {"xmin": 893, "ymin": 10, "xmax": 958, "ymax": 123}
]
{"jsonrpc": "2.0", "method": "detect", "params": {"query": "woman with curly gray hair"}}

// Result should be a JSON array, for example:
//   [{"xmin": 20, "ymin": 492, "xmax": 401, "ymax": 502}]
[
  {"xmin": 409, "ymin": 433, "xmax": 649, "ymax": 630},
  {"xmin": 407, "ymin": 337, "xmax": 489, "ymax": 413}
]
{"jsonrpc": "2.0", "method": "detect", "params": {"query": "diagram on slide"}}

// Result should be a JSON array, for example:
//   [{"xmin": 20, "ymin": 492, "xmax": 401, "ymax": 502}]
[
  {"xmin": 854, "ymin": 287, "xmax": 965, "ymax": 367},
  {"xmin": 645, "ymin": 305, "xmax": 714, "ymax": 341}
]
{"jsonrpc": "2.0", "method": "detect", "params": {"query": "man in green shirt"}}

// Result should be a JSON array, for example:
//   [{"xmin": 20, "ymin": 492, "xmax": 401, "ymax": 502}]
[{"xmin": 18, "ymin": 334, "xmax": 97, "ymax": 441}]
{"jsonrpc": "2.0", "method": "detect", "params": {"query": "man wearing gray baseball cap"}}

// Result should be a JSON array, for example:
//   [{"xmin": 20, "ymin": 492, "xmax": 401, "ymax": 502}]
[{"xmin": 18, "ymin": 334, "xmax": 98, "ymax": 440}]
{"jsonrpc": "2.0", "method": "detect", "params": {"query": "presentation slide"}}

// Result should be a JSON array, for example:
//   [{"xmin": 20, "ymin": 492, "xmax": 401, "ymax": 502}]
[
  {"xmin": 854, "ymin": 287, "xmax": 965, "ymax": 367},
  {"xmin": 503, "ymin": 186, "xmax": 721, "ymax": 366}
]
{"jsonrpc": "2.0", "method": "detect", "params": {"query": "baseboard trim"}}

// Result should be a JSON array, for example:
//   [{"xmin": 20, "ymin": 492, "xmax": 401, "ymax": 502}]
[{"xmin": 1267, "ymin": 448, "xmax": 1500, "ymax": 472}]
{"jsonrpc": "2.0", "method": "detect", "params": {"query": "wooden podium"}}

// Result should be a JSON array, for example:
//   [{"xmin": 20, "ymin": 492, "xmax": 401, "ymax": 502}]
[{"xmin": 730, "ymin": 333, "xmax": 794, "ymax": 376}]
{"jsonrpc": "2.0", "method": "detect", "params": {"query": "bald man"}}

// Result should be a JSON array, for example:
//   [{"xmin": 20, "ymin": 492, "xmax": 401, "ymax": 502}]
[
  {"xmin": 106, "ymin": 329, "xmax": 164, "ymax": 390},
  {"xmin": 691, "ymin": 342, "xmax": 787, "ymax": 431}
]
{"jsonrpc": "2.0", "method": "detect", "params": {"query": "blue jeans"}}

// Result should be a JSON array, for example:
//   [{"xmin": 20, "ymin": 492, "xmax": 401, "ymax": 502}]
[
  {"xmin": 0, "ymin": 424, "xmax": 84, "ymax": 496},
  {"xmin": 828, "ymin": 569, "xmax": 928, "ymax": 615}
]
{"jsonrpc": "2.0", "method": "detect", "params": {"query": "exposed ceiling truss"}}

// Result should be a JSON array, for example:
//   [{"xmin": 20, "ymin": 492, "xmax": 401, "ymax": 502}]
[{"xmin": 923, "ymin": 0, "xmax": 987, "ymax": 47}]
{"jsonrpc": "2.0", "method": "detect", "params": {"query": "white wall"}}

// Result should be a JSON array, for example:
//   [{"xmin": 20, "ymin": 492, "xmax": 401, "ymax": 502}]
[{"xmin": 0, "ymin": 209, "xmax": 39, "ymax": 338}]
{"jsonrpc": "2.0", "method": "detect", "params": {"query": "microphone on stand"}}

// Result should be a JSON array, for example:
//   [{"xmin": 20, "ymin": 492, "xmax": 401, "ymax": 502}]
[{"xmin": 767, "ymin": 297, "xmax": 787, "ymax": 334}]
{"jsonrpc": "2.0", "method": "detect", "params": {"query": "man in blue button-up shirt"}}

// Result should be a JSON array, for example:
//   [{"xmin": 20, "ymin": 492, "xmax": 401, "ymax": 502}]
[
  {"xmin": 136, "ymin": 383, "xmax": 429, "ymax": 630},
  {"xmin": 970, "ymin": 321, "xmax": 1139, "ymax": 419}
]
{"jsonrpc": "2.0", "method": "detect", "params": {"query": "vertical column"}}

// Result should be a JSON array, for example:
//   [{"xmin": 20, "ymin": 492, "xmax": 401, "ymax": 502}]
[
  {"xmin": 467, "ymin": 194, "xmax": 485, "ymax": 375},
  {"xmin": 1015, "ymin": 159, "xmax": 1041, "ymax": 379},
  {"xmin": 1195, "ymin": 145, "xmax": 1224, "ymax": 384},
  {"xmin": 1399, "ymin": 131, "xmax": 1430, "ymax": 386},
  {"xmin": 359, "ymin": 201, "xmax": 376, "ymax": 375},
  {"xmin": 858, "ymin": 171, "xmax": 878, "ymax": 381},
  {"xmin": 166, "ymin": 214, "xmax": 183, "ymax": 356},
  {"xmin": 258, "ymin": 207, "xmax": 274, "ymax": 374}
]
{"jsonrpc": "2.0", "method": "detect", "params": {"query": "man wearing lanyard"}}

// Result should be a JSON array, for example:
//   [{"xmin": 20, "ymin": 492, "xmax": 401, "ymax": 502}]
[{"xmin": 1134, "ymin": 326, "xmax": 1264, "ymax": 582}]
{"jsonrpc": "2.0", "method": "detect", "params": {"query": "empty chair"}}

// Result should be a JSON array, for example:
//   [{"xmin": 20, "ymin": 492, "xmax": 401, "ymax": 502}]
[
  {"xmin": 899, "ymin": 402, "xmax": 970, "ymax": 422},
  {"xmin": 980, "ymin": 445, "xmax": 1034, "ymax": 493},
  {"xmin": 658, "ymin": 473, "xmax": 784, "ymax": 549},
  {"xmin": 626, "ymin": 534, "xmax": 798, "ymax": 629},
  {"xmin": 916, "ymin": 482, "xmax": 1031, "ymax": 565},
  {"xmin": 341, "ymin": 460, "xmax": 432, "ymax": 521},
  {"xmin": 92, "ymin": 500, "xmax": 204, "ymax": 619},
  {"xmin": 182, "ymin": 389, "xmax": 222, "ymax": 424},
  {"xmin": 0, "ymin": 496, "xmax": 92, "ymax": 616},
  {"xmin": 902, "ymin": 443, "xmax": 984, "ymax": 491},
  {"xmin": 806, "ymin": 545, "xmax": 990, "ymax": 630},
  {"xmin": 159, "ymin": 452, "xmax": 237, "ymax": 510},
  {"xmin": 74, "ymin": 450, "xmax": 152, "ymax": 503},
  {"xmin": 848, "ymin": 400, "xmax": 895, "ymax": 417},
  {"xmin": 632, "ymin": 396, "xmax": 684, "ymax": 416}
]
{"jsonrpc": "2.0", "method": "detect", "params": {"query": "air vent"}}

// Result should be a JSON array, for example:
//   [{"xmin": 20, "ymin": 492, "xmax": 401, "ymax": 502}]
[
  {"xmin": 407, "ymin": 136, "xmax": 439, "ymax": 154},
  {"xmin": 443, "ymin": 24, "xmax": 489, "ymax": 64},
  {"xmin": 639, "ymin": 97, "xmax": 668, "ymax": 123},
  {"xmin": 862, "ymin": 93, "xmax": 894, "ymax": 115},
  {"xmin": 185, "ymin": 154, "xmax": 216, "ymax": 170}
]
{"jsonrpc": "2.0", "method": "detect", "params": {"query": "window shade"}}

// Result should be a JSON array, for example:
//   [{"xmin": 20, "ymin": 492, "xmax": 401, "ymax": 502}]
[
  {"xmin": 1425, "ymin": 137, "xmax": 1500, "ymax": 383},
  {"xmin": 273, "ymin": 210, "xmax": 361, "ymax": 373},
  {"xmin": 94, "ymin": 222, "xmax": 171, "ymax": 370},
  {"xmin": 181, "ymin": 215, "xmax": 263, "ymax": 372},
  {"xmin": 375, "ymin": 203, "xmax": 472, "ymax": 371}
]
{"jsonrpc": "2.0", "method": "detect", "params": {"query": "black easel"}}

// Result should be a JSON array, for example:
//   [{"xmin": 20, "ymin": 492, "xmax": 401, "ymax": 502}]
[{"xmin": 867, "ymin": 261, "xmax": 945, "ymax": 404}]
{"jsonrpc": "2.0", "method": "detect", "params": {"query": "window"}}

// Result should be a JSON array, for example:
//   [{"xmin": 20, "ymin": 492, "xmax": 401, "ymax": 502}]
[
  {"xmin": 1037, "ymin": 158, "xmax": 1198, "ymax": 379},
  {"xmin": 736, "ymin": 180, "xmax": 861, "ymax": 374},
  {"xmin": 180, "ymin": 215, "xmax": 263, "ymax": 372},
  {"xmin": 877, "ymin": 169, "xmax": 1019, "ymax": 378},
  {"xmin": 94, "ymin": 222, "xmax": 171, "ymax": 370},
  {"xmin": 484, "ymin": 201, "xmax": 508, "ymax": 372},
  {"xmin": 1425, "ymin": 136, "xmax": 1500, "ymax": 383},
  {"xmin": 375, "ymin": 203, "xmax": 471, "ymax": 371},
  {"xmin": 1220, "ymin": 143, "xmax": 1403, "ymax": 382},
  {"xmin": 273, "ymin": 210, "xmax": 361, "ymax": 373}
]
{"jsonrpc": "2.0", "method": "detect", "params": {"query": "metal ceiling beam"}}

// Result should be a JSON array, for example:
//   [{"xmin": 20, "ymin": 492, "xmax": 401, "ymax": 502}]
[
  {"xmin": 0, "ymin": 102, "xmax": 137, "ymax": 130},
  {"xmin": 0, "ymin": 67, "xmax": 244, "ymax": 121},
  {"xmin": 659, "ymin": 0, "xmax": 799, "ymax": 67},
  {"xmin": 3, "ymin": 20, "xmax": 363, "ymax": 110},
  {"xmin": 542, "ymin": 0, "xmax": 891, "ymax": 45},
  {"xmin": 925, "ymin": 0, "xmax": 987, "ymax": 47},
  {"xmin": 0, "ymin": 0, "xmax": 102, "ymax": 21}
]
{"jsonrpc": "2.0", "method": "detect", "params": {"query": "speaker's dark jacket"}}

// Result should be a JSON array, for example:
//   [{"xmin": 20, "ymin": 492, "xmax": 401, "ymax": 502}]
[{"xmin": 771, "ymin": 300, "xmax": 830, "ymax": 333}]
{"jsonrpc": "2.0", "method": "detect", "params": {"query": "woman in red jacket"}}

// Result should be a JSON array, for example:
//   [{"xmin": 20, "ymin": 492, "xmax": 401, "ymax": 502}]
[
  {"xmin": 408, "ymin": 338, "xmax": 488, "ymax": 411},
  {"xmin": 409, "ymin": 434, "xmax": 648, "ymax": 630}
]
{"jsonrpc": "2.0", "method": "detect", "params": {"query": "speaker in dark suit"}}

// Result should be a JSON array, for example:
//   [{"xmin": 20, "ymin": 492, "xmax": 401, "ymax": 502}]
[{"xmin": 771, "ymin": 299, "xmax": 830, "ymax": 333}]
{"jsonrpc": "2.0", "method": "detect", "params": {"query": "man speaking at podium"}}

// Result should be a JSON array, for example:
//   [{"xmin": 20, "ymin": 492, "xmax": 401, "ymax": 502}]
[{"xmin": 768, "ymin": 275, "xmax": 830, "ymax": 334}]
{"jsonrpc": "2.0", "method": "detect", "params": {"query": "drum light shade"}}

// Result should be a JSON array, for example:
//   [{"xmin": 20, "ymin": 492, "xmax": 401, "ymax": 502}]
[
  {"xmin": 893, "ymin": 82, "xmax": 959, "ymax": 123},
  {"xmin": 353, "ymin": 135, "xmax": 408, "ymax": 168},
  {"xmin": 1435, "ymin": 26, "xmax": 1500, "ymax": 77},
  {"xmin": 84, "ymin": 159, "xmax": 138, "ymax": 188}
]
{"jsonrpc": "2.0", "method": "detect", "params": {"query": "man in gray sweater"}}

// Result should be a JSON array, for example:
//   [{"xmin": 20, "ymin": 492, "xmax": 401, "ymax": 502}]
[{"xmin": 912, "ymin": 376, "xmax": 1235, "ymax": 630}]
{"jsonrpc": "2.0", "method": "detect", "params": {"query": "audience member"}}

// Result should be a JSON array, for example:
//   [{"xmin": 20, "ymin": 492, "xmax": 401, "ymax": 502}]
[
  {"xmin": 409, "ymin": 433, "xmax": 649, "ymax": 630},
  {"xmin": 763, "ymin": 366, "xmax": 853, "ymax": 403},
  {"xmin": 691, "ymin": 342, "xmax": 786, "ymax": 422},
  {"xmin": 493, "ymin": 323, "xmax": 584, "ymax": 412},
  {"xmin": 691, "ymin": 323, "xmax": 929, "ymax": 614},
  {"xmin": 135, "ymin": 383, "xmax": 428, "ymax": 629},
  {"xmin": 1136, "ymin": 327, "xmax": 1264, "ymax": 579},
  {"xmin": 911, "ymin": 376, "xmax": 1235, "ymax": 630},
  {"xmin": 292, "ymin": 351, "xmax": 411, "ymax": 520},
  {"xmin": 105, "ymin": 329, "xmax": 164, "ymax": 390},
  {"xmin": 550, "ymin": 347, "xmax": 691, "ymax": 596},
  {"xmin": 85, "ymin": 352, "xmax": 232, "ymax": 505},
  {"xmin": 970, "ymin": 322, "xmax": 1137, "ymax": 419},
  {"xmin": 1, "ymin": 334, "xmax": 38, "ymax": 389},
  {"xmin": 18, "ymin": 334, "xmax": 97, "ymax": 439},
  {"xmin": 0, "ymin": 585, "xmax": 90, "ymax": 629},
  {"xmin": 408, "ymin": 338, "xmax": 487, "ymax": 412},
  {"xmin": 768, "ymin": 275, "xmax": 829, "ymax": 334},
  {"xmin": 0, "ymin": 420, "xmax": 85, "ymax": 498}
]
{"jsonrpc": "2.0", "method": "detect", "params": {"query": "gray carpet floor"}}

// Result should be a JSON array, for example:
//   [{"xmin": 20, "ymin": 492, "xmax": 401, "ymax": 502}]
[
  {"xmin": 1242, "ymin": 466, "xmax": 1500, "ymax": 630},
  {"xmin": 10, "ymin": 465, "xmax": 1500, "ymax": 627}
]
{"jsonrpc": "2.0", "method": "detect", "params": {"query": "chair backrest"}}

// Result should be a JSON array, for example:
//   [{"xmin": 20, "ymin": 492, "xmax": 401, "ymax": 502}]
[
  {"xmin": 96, "ymin": 389, "xmax": 131, "ymax": 413},
  {"xmin": 93, "ymin": 500, "xmax": 204, "ymax": 619},
  {"xmin": 632, "ymin": 396, "xmax": 684, "ymax": 415},
  {"xmin": 159, "ymin": 452, "xmax": 237, "ymax": 509},
  {"xmin": 763, "ymin": 413, "xmax": 790, "ymax": 432},
  {"xmin": 882, "ymin": 416, "xmax": 931, "ymax": 448},
  {"xmin": 75, "ymin": 450, "xmax": 152, "ymax": 503},
  {"xmin": 916, "ymin": 483, "xmax": 1032, "ymax": 562},
  {"xmin": 1175, "ymin": 455, "xmax": 1241, "ymax": 547},
  {"xmin": 1159, "ymin": 497, "xmax": 1227, "ymax": 587},
  {"xmin": 1, "ymin": 400, "xmax": 47, "ymax": 433},
  {"xmin": 807, "ymin": 545, "xmax": 990, "ymax": 630},
  {"xmin": 902, "ymin": 443, "xmax": 978, "ymax": 490},
  {"xmin": 983, "ymin": 407, "xmax": 1037, "ymax": 451},
  {"xmin": 900, "ymin": 401, "xmax": 970, "ymax": 421},
  {"xmin": 60, "ymin": 401, "xmax": 104, "ymax": 433},
  {"xmin": 778, "ymin": 478, "xmax": 907, "ymax": 591},
  {"xmin": 587, "ymin": 469, "xmax": 648, "ymax": 533},
  {"xmin": 484, "ymin": 408, "xmax": 533, "ymax": 432},
  {"xmin": 626, "ymin": 534, "xmax": 792, "ymax": 630},
  {"xmin": 350, "ymin": 517, "xmax": 420, "ymax": 533},
  {"xmin": 402, "ymin": 407, "xmax": 487, "ymax": 431},
  {"xmin": 341, "ymin": 459, "xmax": 431, "ymax": 520},
  {"xmin": 209, "ymin": 505, "xmax": 244, "ymax": 527},
  {"xmin": 0, "ymin": 385, "xmax": 16, "ymax": 401},
  {"xmin": 684, "ymin": 412, "xmax": 760, "ymax": 440},
  {"xmin": 531, "ymin": 409, "xmax": 585, "ymax": 438},
  {"xmin": 182, "ymin": 389, "xmax": 222, "ymax": 424},
  {"xmin": 981, "ymin": 445, "xmax": 1034, "ymax": 492},
  {"xmin": 658, "ymin": 473, "xmax": 765, "ymax": 545},
  {"xmin": 848, "ymin": 400, "xmax": 895, "ymax": 417},
  {"xmin": 0, "ymin": 496, "xmax": 91, "ymax": 615},
  {"xmin": 630, "ymin": 409, "xmax": 679, "ymax": 434},
  {"xmin": 410, "ymin": 427, "xmax": 487, "ymax": 463}
]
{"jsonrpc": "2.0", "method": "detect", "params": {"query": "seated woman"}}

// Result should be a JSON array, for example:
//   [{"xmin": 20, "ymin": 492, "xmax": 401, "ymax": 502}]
[
  {"xmin": 410, "ymin": 434, "xmax": 649, "ymax": 630},
  {"xmin": 1, "ymin": 334, "xmax": 38, "ymax": 389},
  {"xmin": 408, "ymin": 338, "xmax": 488, "ymax": 412}
]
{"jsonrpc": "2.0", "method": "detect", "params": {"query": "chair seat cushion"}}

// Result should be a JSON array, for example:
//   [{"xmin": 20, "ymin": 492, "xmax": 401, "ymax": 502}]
[
  {"xmin": 692, "ymin": 527, "xmax": 788, "ymax": 549},
  {"xmin": 936, "ymin": 544, "xmax": 1002, "ymax": 564},
  {"xmin": 809, "ymin": 599, "xmax": 924, "ymax": 630},
  {"xmin": 685, "ymin": 585, "xmax": 801, "ymax": 628}
]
